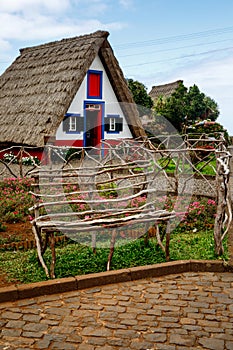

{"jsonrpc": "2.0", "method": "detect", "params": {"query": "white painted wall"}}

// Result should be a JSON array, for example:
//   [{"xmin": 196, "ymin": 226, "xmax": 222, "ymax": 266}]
[{"xmin": 56, "ymin": 55, "xmax": 133, "ymax": 141}]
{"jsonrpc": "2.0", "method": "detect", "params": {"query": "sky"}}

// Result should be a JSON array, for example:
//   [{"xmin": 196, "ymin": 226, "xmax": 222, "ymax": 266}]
[{"xmin": 0, "ymin": 0, "xmax": 233, "ymax": 134}]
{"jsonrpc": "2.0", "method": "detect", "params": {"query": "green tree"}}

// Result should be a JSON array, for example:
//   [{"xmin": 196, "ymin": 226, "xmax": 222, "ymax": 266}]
[
  {"xmin": 127, "ymin": 78, "xmax": 153, "ymax": 116},
  {"xmin": 203, "ymin": 95, "xmax": 219, "ymax": 120},
  {"xmin": 153, "ymin": 81, "xmax": 220, "ymax": 132}
]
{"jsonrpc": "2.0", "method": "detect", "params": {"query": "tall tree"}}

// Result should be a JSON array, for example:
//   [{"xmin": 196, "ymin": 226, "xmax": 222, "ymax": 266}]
[
  {"xmin": 153, "ymin": 81, "xmax": 219, "ymax": 132},
  {"xmin": 127, "ymin": 78, "xmax": 153, "ymax": 116}
]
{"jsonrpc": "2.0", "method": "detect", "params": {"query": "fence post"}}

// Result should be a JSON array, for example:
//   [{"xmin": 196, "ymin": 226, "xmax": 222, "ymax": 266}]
[
  {"xmin": 227, "ymin": 145, "xmax": 233, "ymax": 266},
  {"xmin": 19, "ymin": 147, "xmax": 24, "ymax": 177}
]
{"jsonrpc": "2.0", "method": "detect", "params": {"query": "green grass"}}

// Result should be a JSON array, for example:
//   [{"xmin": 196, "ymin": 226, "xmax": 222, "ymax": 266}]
[
  {"xmin": 158, "ymin": 157, "xmax": 216, "ymax": 176},
  {"xmin": 0, "ymin": 229, "xmax": 228, "ymax": 284}
]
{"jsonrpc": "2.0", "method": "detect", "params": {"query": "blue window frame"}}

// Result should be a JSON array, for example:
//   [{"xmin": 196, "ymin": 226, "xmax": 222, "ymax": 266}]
[
  {"xmin": 63, "ymin": 113, "xmax": 83, "ymax": 134},
  {"xmin": 87, "ymin": 70, "xmax": 103, "ymax": 99},
  {"xmin": 104, "ymin": 114, "xmax": 123, "ymax": 134},
  {"xmin": 83, "ymin": 101, "xmax": 105, "ymax": 147}
]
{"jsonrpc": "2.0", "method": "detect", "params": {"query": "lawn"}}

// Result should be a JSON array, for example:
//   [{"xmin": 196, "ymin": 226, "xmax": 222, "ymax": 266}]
[
  {"xmin": 158, "ymin": 156, "xmax": 216, "ymax": 176},
  {"xmin": 0, "ymin": 227, "xmax": 229, "ymax": 285}
]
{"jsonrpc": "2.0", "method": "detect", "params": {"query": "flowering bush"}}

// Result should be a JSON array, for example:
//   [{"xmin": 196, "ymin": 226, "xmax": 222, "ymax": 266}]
[
  {"xmin": 3, "ymin": 152, "xmax": 40, "ymax": 165},
  {"xmin": 0, "ymin": 177, "xmax": 34, "ymax": 224},
  {"xmin": 21, "ymin": 156, "xmax": 40, "ymax": 166},
  {"xmin": 3, "ymin": 152, "xmax": 17, "ymax": 164},
  {"xmin": 129, "ymin": 194, "xmax": 216, "ymax": 232},
  {"xmin": 0, "ymin": 176, "xmax": 217, "ymax": 233},
  {"xmin": 180, "ymin": 198, "xmax": 216, "ymax": 230}
]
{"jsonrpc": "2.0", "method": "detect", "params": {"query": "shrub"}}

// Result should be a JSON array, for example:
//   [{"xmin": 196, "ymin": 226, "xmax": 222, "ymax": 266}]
[
  {"xmin": 0, "ymin": 177, "xmax": 34, "ymax": 225},
  {"xmin": 2, "ymin": 152, "xmax": 40, "ymax": 165}
]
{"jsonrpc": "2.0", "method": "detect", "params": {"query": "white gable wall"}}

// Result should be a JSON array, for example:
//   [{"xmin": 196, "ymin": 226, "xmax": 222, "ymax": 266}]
[{"xmin": 56, "ymin": 55, "xmax": 133, "ymax": 141}]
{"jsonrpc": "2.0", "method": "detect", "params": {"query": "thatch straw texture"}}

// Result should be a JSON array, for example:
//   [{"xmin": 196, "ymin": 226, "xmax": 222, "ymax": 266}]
[
  {"xmin": 0, "ymin": 30, "xmax": 145, "ymax": 147},
  {"xmin": 149, "ymin": 80, "xmax": 183, "ymax": 101}
]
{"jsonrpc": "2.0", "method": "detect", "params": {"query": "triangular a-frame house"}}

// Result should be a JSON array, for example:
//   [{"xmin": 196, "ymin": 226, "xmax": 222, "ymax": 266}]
[{"xmin": 0, "ymin": 30, "xmax": 145, "ymax": 152}]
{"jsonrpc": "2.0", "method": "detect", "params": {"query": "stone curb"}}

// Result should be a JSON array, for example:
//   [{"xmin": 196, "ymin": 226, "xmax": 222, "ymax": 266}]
[{"xmin": 0, "ymin": 259, "xmax": 232, "ymax": 303}]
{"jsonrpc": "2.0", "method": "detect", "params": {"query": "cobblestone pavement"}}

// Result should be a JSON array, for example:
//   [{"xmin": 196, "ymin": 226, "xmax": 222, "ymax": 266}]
[{"xmin": 0, "ymin": 271, "xmax": 233, "ymax": 350}]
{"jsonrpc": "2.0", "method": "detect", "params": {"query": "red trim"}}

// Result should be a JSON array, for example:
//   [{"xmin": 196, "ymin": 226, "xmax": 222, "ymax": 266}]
[
  {"xmin": 0, "ymin": 148, "xmax": 43, "ymax": 160},
  {"xmin": 87, "ymin": 70, "xmax": 103, "ymax": 99},
  {"xmin": 54, "ymin": 140, "xmax": 83, "ymax": 147}
]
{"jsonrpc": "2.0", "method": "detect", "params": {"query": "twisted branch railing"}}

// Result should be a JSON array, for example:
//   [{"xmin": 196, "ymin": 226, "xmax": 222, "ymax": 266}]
[{"xmin": 0, "ymin": 132, "xmax": 231, "ymax": 277}]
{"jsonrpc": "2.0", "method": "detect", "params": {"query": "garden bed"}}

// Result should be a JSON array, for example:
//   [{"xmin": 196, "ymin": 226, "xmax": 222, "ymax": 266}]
[
  {"xmin": 0, "ymin": 221, "xmax": 33, "ymax": 287},
  {"xmin": 0, "ymin": 176, "xmax": 230, "ymax": 288},
  {"xmin": 0, "ymin": 221, "xmax": 33, "ymax": 244}
]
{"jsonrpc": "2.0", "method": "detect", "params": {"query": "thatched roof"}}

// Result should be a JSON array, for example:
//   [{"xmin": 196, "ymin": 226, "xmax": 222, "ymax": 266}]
[
  {"xmin": 149, "ymin": 80, "xmax": 183, "ymax": 101},
  {"xmin": 0, "ymin": 30, "xmax": 145, "ymax": 147}
]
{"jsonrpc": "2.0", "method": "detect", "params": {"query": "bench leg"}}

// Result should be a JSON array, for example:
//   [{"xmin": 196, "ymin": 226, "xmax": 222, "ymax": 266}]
[
  {"xmin": 92, "ymin": 233, "xmax": 97, "ymax": 254},
  {"xmin": 32, "ymin": 224, "xmax": 50, "ymax": 278},
  {"xmin": 50, "ymin": 232, "xmax": 56, "ymax": 278},
  {"xmin": 107, "ymin": 229, "xmax": 117, "ymax": 271},
  {"xmin": 155, "ymin": 223, "xmax": 165, "ymax": 254},
  {"xmin": 165, "ymin": 220, "xmax": 171, "ymax": 261}
]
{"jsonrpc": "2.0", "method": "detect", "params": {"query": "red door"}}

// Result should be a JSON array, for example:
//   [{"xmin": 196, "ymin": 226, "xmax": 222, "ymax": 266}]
[{"xmin": 85, "ymin": 104, "xmax": 102, "ymax": 147}]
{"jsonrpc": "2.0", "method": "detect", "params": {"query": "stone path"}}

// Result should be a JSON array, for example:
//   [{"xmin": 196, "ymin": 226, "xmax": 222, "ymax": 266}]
[{"xmin": 0, "ymin": 271, "xmax": 233, "ymax": 350}]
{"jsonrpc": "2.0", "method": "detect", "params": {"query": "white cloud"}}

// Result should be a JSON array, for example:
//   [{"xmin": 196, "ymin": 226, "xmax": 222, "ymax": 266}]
[
  {"xmin": 0, "ymin": 11, "xmax": 125, "ymax": 43},
  {"xmin": 0, "ymin": 39, "xmax": 11, "ymax": 52},
  {"xmin": 0, "ymin": 0, "xmax": 70, "ymax": 14},
  {"xmin": 180, "ymin": 55, "xmax": 233, "ymax": 134},
  {"xmin": 119, "ymin": 0, "xmax": 133, "ymax": 9},
  {"xmin": 0, "ymin": 0, "xmax": 126, "ymax": 49},
  {"xmin": 77, "ymin": 0, "xmax": 108, "ymax": 14},
  {"xmin": 0, "ymin": 0, "xmax": 127, "ymax": 76},
  {"xmin": 141, "ymin": 53, "xmax": 233, "ymax": 134},
  {"xmin": 181, "ymin": 55, "xmax": 233, "ymax": 90}
]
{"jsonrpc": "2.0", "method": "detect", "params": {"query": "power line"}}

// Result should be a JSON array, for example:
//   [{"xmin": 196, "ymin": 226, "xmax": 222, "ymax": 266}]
[
  {"xmin": 114, "ymin": 25, "xmax": 233, "ymax": 50},
  {"xmin": 118, "ymin": 38, "xmax": 232, "ymax": 58},
  {"xmin": 124, "ymin": 46, "xmax": 233, "ymax": 68}
]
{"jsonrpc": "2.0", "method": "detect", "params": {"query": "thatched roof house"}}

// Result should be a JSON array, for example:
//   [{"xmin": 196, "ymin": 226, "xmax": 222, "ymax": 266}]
[
  {"xmin": 149, "ymin": 80, "xmax": 183, "ymax": 101},
  {"xmin": 0, "ymin": 30, "xmax": 145, "ymax": 148}
]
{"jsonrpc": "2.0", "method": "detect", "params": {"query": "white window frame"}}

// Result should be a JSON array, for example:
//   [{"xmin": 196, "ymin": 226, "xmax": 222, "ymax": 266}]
[
  {"xmin": 69, "ymin": 116, "xmax": 77, "ymax": 132},
  {"xmin": 109, "ymin": 117, "xmax": 116, "ymax": 131}
]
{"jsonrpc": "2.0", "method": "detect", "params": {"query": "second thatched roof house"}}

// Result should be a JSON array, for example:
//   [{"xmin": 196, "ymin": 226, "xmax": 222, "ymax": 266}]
[
  {"xmin": 149, "ymin": 80, "xmax": 183, "ymax": 101},
  {"xmin": 0, "ymin": 30, "xmax": 145, "ymax": 152}
]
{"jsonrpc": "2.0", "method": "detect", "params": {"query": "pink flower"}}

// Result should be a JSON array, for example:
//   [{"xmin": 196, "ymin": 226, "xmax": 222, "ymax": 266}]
[{"xmin": 207, "ymin": 199, "xmax": 216, "ymax": 205}]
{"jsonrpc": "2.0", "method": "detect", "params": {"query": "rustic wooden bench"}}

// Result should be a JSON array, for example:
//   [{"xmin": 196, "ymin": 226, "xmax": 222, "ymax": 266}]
[{"xmin": 29, "ymin": 142, "xmax": 176, "ymax": 278}]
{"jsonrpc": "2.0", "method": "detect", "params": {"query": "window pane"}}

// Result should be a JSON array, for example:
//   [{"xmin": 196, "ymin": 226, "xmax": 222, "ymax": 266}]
[
  {"xmin": 69, "ymin": 116, "xmax": 76, "ymax": 131},
  {"xmin": 109, "ymin": 118, "xmax": 115, "ymax": 131}
]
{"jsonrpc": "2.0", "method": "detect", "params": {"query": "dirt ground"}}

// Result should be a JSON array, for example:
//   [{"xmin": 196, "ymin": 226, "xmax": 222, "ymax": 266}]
[
  {"xmin": 0, "ymin": 220, "xmax": 34, "ymax": 288},
  {"xmin": 0, "ymin": 221, "xmax": 33, "ymax": 242}
]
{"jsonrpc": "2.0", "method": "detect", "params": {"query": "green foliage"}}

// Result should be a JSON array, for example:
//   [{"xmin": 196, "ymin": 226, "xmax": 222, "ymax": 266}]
[
  {"xmin": 3, "ymin": 152, "xmax": 40, "ymax": 165},
  {"xmin": 153, "ymin": 81, "xmax": 220, "ymax": 132},
  {"xmin": 0, "ymin": 177, "xmax": 34, "ymax": 225},
  {"xmin": 188, "ymin": 122, "xmax": 231, "ymax": 145},
  {"xmin": 127, "ymin": 78, "xmax": 153, "ymax": 116},
  {"xmin": 158, "ymin": 156, "xmax": 216, "ymax": 176},
  {"xmin": 0, "ymin": 178, "xmax": 229, "ymax": 285},
  {"xmin": 0, "ymin": 227, "xmax": 228, "ymax": 284},
  {"xmin": 178, "ymin": 198, "xmax": 217, "ymax": 231},
  {"xmin": 0, "ymin": 223, "xmax": 7, "ymax": 232},
  {"xmin": 97, "ymin": 182, "xmax": 118, "ymax": 198},
  {"xmin": 170, "ymin": 229, "xmax": 228, "ymax": 261}
]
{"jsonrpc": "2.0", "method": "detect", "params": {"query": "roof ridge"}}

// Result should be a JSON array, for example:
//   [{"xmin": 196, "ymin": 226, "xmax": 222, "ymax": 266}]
[
  {"xmin": 151, "ymin": 80, "xmax": 182, "ymax": 89},
  {"xmin": 20, "ymin": 30, "xmax": 109, "ymax": 54}
]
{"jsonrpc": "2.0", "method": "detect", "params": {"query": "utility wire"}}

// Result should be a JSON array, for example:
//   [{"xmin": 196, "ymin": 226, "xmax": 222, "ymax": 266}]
[
  {"xmin": 114, "ymin": 25, "xmax": 233, "ymax": 50},
  {"xmin": 124, "ymin": 46, "xmax": 233, "ymax": 68},
  {"xmin": 118, "ymin": 38, "xmax": 232, "ymax": 58}
]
